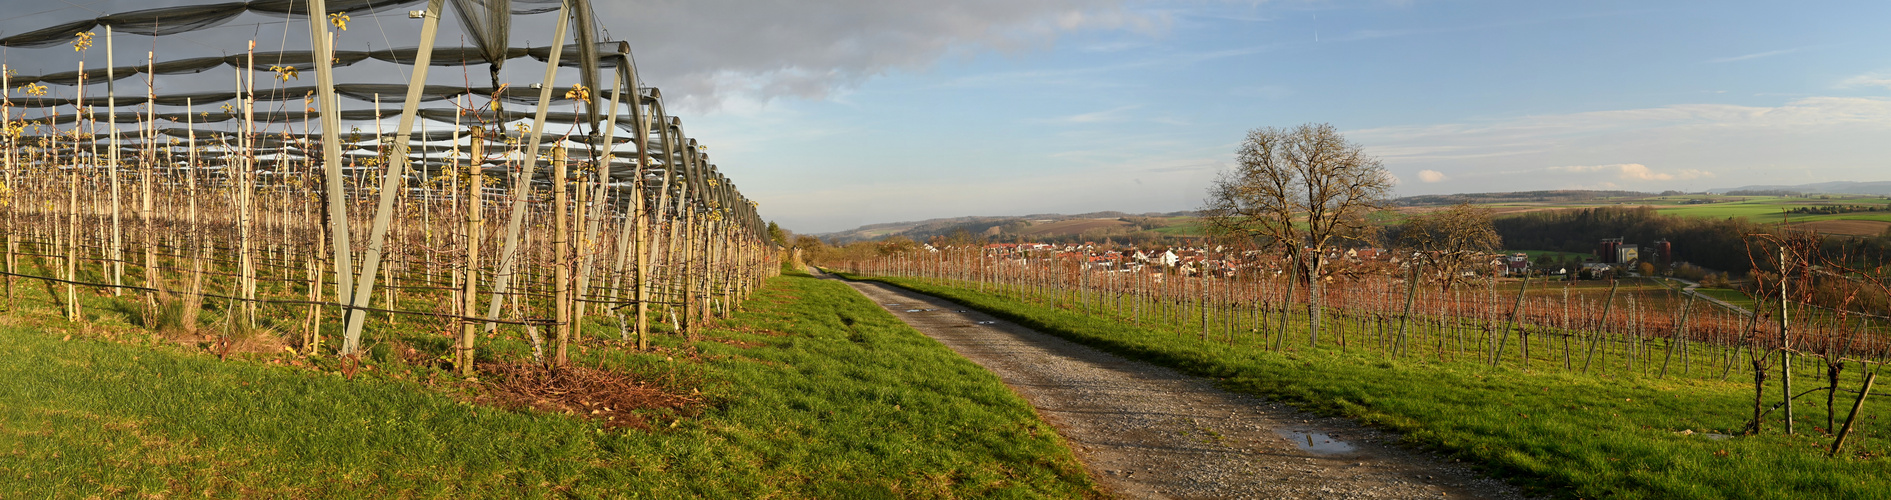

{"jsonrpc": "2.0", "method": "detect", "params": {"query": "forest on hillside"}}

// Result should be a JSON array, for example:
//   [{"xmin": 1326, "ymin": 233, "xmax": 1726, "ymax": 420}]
[{"xmin": 1494, "ymin": 206, "xmax": 1891, "ymax": 273}]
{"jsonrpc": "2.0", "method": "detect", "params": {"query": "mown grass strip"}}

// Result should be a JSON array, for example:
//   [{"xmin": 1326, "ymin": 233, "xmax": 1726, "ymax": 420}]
[
  {"xmin": 0, "ymin": 269, "xmax": 1096, "ymax": 498},
  {"xmin": 846, "ymin": 273, "xmax": 1891, "ymax": 500}
]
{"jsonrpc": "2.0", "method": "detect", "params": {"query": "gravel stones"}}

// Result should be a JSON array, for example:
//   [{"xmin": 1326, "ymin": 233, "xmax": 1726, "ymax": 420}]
[{"xmin": 839, "ymin": 279, "xmax": 1531, "ymax": 500}]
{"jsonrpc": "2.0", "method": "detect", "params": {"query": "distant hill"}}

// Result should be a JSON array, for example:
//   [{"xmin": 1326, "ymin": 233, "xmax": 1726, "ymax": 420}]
[
  {"xmin": 817, "ymin": 211, "xmax": 1200, "ymax": 244},
  {"xmin": 1394, "ymin": 190, "xmax": 1651, "ymax": 206},
  {"xmin": 1707, "ymin": 181, "xmax": 1891, "ymax": 196}
]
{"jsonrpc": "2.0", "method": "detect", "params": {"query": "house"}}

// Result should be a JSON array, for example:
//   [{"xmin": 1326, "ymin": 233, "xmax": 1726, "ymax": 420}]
[{"xmin": 1504, "ymin": 253, "xmax": 1529, "ymax": 275}]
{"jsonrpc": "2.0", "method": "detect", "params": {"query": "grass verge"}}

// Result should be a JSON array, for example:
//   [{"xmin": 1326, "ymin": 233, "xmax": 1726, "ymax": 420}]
[
  {"xmin": 0, "ymin": 269, "xmax": 1097, "ymax": 498},
  {"xmin": 843, "ymin": 273, "xmax": 1891, "ymax": 500}
]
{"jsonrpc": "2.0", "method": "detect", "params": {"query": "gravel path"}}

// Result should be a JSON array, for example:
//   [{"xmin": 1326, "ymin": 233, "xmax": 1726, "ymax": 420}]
[{"xmin": 835, "ymin": 277, "xmax": 1531, "ymax": 500}]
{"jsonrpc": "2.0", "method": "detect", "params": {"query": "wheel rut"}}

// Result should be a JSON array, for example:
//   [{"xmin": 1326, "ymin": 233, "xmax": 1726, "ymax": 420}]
[{"xmin": 833, "ymin": 276, "xmax": 1531, "ymax": 500}]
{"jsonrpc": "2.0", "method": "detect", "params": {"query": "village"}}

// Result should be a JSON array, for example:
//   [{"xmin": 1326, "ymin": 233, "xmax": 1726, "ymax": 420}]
[{"xmin": 955, "ymin": 237, "xmax": 1679, "ymax": 280}]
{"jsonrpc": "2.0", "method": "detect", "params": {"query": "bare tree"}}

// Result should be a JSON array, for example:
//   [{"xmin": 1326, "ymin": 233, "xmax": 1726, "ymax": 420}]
[
  {"xmin": 1393, "ymin": 202, "xmax": 1502, "ymax": 287},
  {"xmin": 1204, "ymin": 123, "xmax": 1393, "ymax": 347},
  {"xmin": 1382, "ymin": 202, "xmax": 1500, "ymax": 357}
]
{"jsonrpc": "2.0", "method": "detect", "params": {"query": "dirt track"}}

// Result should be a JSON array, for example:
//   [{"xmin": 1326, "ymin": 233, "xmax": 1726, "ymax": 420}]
[{"xmin": 832, "ymin": 276, "xmax": 1531, "ymax": 499}]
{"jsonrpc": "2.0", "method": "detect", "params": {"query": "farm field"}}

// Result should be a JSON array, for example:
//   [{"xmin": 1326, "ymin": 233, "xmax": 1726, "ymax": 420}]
[
  {"xmin": 0, "ymin": 269, "xmax": 1096, "ymax": 498},
  {"xmin": 1402, "ymin": 193, "xmax": 1891, "ymax": 230},
  {"xmin": 1015, "ymin": 218, "xmax": 1134, "ymax": 237}
]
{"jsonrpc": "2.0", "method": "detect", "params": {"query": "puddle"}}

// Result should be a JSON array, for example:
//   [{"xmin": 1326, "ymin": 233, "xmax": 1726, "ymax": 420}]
[
  {"xmin": 884, "ymin": 303, "xmax": 903, "ymax": 307},
  {"xmin": 1678, "ymin": 429, "xmax": 1734, "ymax": 441},
  {"xmin": 906, "ymin": 309, "xmax": 924, "ymax": 312},
  {"xmin": 976, "ymin": 321, "xmax": 998, "ymax": 325},
  {"xmin": 1275, "ymin": 429, "xmax": 1355, "ymax": 454}
]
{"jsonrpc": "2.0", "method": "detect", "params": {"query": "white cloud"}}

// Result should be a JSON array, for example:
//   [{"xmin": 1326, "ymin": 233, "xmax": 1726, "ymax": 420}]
[
  {"xmin": 1416, "ymin": 169, "xmax": 1446, "ymax": 183},
  {"xmin": 1706, "ymin": 48, "xmax": 1798, "ymax": 64},
  {"xmin": 1353, "ymin": 96, "xmax": 1891, "ymax": 195},
  {"xmin": 590, "ymin": 0, "xmax": 1169, "ymax": 111},
  {"xmin": 1046, "ymin": 105, "xmax": 1142, "ymax": 124},
  {"xmin": 1357, "ymin": 96, "xmax": 1891, "ymax": 161},
  {"xmin": 1544, "ymin": 163, "xmax": 1713, "ymax": 181},
  {"xmin": 1230, "ymin": 84, "xmax": 1293, "ymax": 100},
  {"xmin": 1839, "ymin": 74, "xmax": 1891, "ymax": 90}
]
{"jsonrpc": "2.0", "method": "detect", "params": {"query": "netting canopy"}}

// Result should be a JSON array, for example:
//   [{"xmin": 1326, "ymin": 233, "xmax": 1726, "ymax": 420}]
[
  {"xmin": 0, "ymin": 0, "xmax": 767, "ymax": 357},
  {"xmin": 2, "ymin": 0, "xmax": 754, "ymax": 226}
]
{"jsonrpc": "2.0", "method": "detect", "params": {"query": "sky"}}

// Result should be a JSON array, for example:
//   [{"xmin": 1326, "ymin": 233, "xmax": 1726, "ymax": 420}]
[{"xmin": 5, "ymin": 1, "xmax": 1890, "ymax": 234}]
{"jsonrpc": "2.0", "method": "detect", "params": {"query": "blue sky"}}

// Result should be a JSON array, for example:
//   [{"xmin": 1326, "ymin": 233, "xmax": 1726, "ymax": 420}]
[
  {"xmin": 4, "ymin": 0, "xmax": 1887, "ymax": 234},
  {"xmin": 670, "ymin": 1, "xmax": 1891, "ymax": 233}
]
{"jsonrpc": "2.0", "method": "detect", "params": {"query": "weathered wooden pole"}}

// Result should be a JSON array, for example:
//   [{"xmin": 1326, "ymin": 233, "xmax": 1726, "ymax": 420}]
[
  {"xmin": 553, "ymin": 147, "xmax": 572, "ymax": 368},
  {"xmin": 1581, "ymin": 278, "xmax": 1621, "ymax": 373},
  {"xmin": 1659, "ymin": 293, "xmax": 1698, "ymax": 378},
  {"xmin": 459, "ymin": 127, "xmax": 485, "ymax": 376},
  {"xmin": 1780, "ymin": 246, "xmax": 1795, "ymax": 434},
  {"xmin": 1394, "ymin": 257, "xmax": 1423, "ymax": 358},
  {"xmin": 1829, "ymin": 371, "xmax": 1876, "ymax": 457},
  {"xmin": 105, "ymin": 26, "xmax": 125, "ymax": 295},
  {"xmin": 485, "ymin": 2, "xmax": 572, "ymax": 326}
]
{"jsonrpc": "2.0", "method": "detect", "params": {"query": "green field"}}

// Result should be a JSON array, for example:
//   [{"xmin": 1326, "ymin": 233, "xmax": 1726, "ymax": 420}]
[
  {"xmin": 1509, "ymin": 249, "xmax": 1589, "ymax": 262},
  {"xmin": 845, "ymin": 273, "xmax": 1891, "ymax": 500},
  {"xmin": 1625, "ymin": 196, "xmax": 1888, "ymax": 224},
  {"xmin": 0, "ymin": 269, "xmax": 1095, "ymax": 498}
]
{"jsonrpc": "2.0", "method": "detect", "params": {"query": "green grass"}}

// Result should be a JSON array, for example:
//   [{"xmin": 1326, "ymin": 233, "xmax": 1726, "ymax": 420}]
[
  {"xmin": 1639, "ymin": 197, "xmax": 1891, "ymax": 225},
  {"xmin": 843, "ymin": 273, "xmax": 1891, "ymax": 499},
  {"xmin": 1655, "ymin": 202, "xmax": 1804, "ymax": 222},
  {"xmin": 0, "ymin": 269, "xmax": 1097, "ymax": 498},
  {"xmin": 1692, "ymin": 286, "xmax": 1760, "ymax": 310},
  {"xmin": 1789, "ymin": 213, "xmax": 1891, "ymax": 223}
]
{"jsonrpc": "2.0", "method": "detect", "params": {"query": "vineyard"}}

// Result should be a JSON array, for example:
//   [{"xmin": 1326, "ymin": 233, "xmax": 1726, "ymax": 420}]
[
  {"xmin": 0, "ymin": 0, "xmax": 777, "ymax": 374},
  {"xmin": 832, "ymin": 239, "xmax": 1891, "ymax": 453}
]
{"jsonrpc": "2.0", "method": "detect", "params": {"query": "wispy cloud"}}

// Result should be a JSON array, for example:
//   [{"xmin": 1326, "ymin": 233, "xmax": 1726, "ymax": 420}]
[
  {"xmin": 1230, "ymin": 84, "xmax": 1293, "ymax": 100},
  {"xmin": 1321, "ymin": 8, "xmax": 1652, "ymax": 44},
  {"xmin": 1354, "ymin": 96, "xmax": 1891, "ymax": 194},
  {"xmin": 1839, "ymin": 73, "xmax": 1891, "ymax": 90},
  {"xmin": 1706, "ymin": 48, "xmax": 1801, "ymax": 64},
  {"xmin": 1043, "ymin": 104, "xmax": 1143, "ymax": 124},
  {"xmin": 1544, "ymin": 163, "xmax": 1714, "ymax": 181},
  {"xmin": 1082, "ymin": 40, "xmax": 1149, "ymax": 52}
]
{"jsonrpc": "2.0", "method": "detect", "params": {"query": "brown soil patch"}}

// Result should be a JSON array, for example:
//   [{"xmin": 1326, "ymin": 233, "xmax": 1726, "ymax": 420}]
[
  {"xmin": 474, "ymin": 362, "xmax": 704, "ymax": 431},
  {"xmin": 1787, "ymin": 219, "xmax": 1891, "ymax": 236},
  {"xmin": 721, "ymin": 324, "xmax": 790, "ymax": 337},
  {"xmin": 708, "ymin": 337, "xmax": 765, "ymax": 348}
]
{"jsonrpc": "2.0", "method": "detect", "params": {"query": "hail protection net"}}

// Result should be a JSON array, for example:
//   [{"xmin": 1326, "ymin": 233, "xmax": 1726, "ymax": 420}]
[{"xmin": 0, "ymin": 0, "xmax": 764, "ymax": 236}]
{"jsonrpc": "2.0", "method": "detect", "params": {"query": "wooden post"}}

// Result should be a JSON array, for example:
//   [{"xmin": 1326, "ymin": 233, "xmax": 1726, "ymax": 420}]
[
  {"xmin": 1275, "ymin": 248, "xmax": 1297, "ymax": 351},
  {"xmin": 1395, "ymin": 257, "xmax": 1422, "ymax": 358},
  {"xmin": 459, "ymin": 127, "xmax": 485, "ymax": 376},
  {"xmin": 553, "ymin": 147, "xmax": 572, "ymax": 368},
  {"xmin": 485, "ymin": 2, "xmax": 572, "ymax": 325},
  {"xmin": 1829, "ymin": 371, "xmax": 1875, "ymax": 457},
  {"xmin": 1581, "ymin": 278, "xmax": 1621, "ymax": 373},
  {"xmin": 1781, "ymin": 246, "xmax": 1795, "ymax": 434},
  {"xmin": 105, "ymin": 26, "xmax": 125, "ymax": 296},
  {"xmin": 1492, "ymin": 274, "xmax": 1530, "ymax": 367},
  {"xmin": 141, "ymin": 52, "xmax": 157, "ymax": 296},
  {"xmin": 1660, "ymin": 293, "xmax": 1697, "ymax": 378}
]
